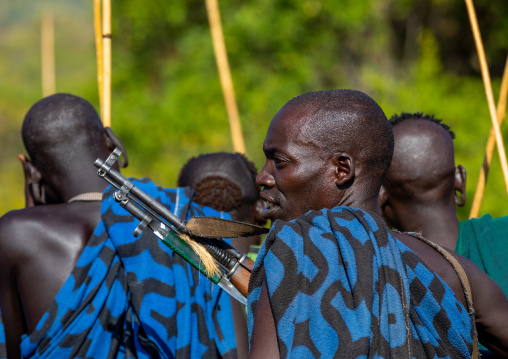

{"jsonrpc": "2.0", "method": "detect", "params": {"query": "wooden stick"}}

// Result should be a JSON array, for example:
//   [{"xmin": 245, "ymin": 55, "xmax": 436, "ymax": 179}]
[
  {"xmin": 469, "ymin": 56, "xmax": 508, "ymax": 218},
  {"xmin": 102, "ymin": 0, "xmax": 111, "ymax": 128},
  {"xmin": 464, "ymin": 0, "xmax": 508, "ymax": 199},
  {"xmin": 205, "ymin": 0, "xmax": 246, "ymax": 154},
  {"xmin": 94, "ymin": 0, "xmax": 104, "ymax": 120},
  {"xmin": 41, "ymin": 12, "xmax": 55, "ymax": 97}
]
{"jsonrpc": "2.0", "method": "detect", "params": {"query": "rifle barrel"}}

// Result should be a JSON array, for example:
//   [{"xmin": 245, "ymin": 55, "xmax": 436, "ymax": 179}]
[{"xmin": 94, "ymin": 157, "xmax": 188, "ymax": 234}]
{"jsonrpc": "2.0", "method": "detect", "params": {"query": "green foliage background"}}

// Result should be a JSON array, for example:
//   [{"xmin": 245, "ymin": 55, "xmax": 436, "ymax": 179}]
[{"xmin": 1, "ymin": 0, "xmax": 507, "ymax": 219}]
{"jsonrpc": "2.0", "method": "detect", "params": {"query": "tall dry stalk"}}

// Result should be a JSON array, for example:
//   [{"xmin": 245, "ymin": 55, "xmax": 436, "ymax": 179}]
[
  {"xmin": 94, "ymin": 0, "xmax": 104, "ymax": 119},
  {"xmin": 469, "ymin": 56, "xmax": 508, "ymax": 218},
  {"xmin": 206, "ymin": 0, "xmax": 246, "ymax": 154},
  {"xmin": 464, "ymin": 0, "xmax": 508, "ymax": 201},
  {"xmin": 41, "ymin": 12, "xmax": 55, "ymax": 97},
  {"xmin": 102, "ymin": 0, "xmax": 111, "ymax": 128}
]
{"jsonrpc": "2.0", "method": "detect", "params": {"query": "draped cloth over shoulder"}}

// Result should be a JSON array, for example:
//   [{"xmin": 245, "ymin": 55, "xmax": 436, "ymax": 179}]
[
  {"xmin": 20, "ymin": 178, "xmax": 237, "ymax": 359},
  {"xmin": 248, "ymin": 207, "xmax": 474, "ymax": 358}
]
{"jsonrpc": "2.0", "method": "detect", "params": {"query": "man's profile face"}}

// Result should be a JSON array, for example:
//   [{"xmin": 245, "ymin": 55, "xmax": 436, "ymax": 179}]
[{"xmin": 256, "ymin": 104, "xmax": 338, "ymax": 223}]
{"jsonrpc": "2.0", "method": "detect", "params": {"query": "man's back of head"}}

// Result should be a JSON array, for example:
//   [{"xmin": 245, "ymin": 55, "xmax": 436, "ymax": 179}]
[
  {"xmin": 21, "ymin": 93, "xmax": 124, "ymax": 204},
  {"xmin": 380, "ymin": 113, "xmax": 465, "ymax": 234},
  {"xmin": 178, "ymin": 152, "xmax": 265, "ymax": 232},
  {"xmin": 23, "ymin": 94, "xmax": 104, "ymax": 175},
  {"xmin": 178, "ymin": 152, "xmax": 257, "ymax": 211}
]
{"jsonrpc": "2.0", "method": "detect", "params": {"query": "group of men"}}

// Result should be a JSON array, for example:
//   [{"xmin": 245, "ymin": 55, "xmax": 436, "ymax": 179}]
[{"xmin": 0, "ymin": 90, "xmax": 507, "ymax": 358}]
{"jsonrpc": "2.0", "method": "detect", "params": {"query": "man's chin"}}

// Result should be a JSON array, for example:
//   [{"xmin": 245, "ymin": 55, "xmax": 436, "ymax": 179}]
[{"xmin": 261, "ymin": 206, "xmax": 283, "ymax": 223}]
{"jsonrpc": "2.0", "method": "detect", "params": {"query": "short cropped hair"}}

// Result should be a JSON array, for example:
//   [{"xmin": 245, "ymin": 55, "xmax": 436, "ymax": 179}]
[
  {"xmin": 22, "ymin": 93, "xmax": 104, "ymax": 173},
  {"xmin": 389, "ymin": 112, "xmax": 455, "ymax": 139}
]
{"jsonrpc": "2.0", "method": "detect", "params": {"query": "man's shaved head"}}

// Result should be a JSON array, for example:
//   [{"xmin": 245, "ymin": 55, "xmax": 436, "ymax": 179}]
[
  {"xmin": 380, "ymin": 113, "xmax": 465, "ymax": 231},
  {"xmin": 22, "ymin": 93, "xmax": 106, "ymax": 175},
  {"xmin": 286, "ymin": 89, "xmax": 394, "ymax": 193},
  {"xmin": 384, "ymin": 115, "xmax": 456, "ymax": 203},
  {"xmin": 257, "ymin": 89, "xmax": 394, "ymax": 222}
]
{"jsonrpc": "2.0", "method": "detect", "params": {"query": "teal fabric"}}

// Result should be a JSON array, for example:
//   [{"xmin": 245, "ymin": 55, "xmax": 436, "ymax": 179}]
[{"xmin": 457, "ymin": 214, "xmax": 508, "ymax": 298}]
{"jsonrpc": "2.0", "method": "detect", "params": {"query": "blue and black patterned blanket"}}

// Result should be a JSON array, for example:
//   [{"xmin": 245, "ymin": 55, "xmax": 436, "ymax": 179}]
[
  {"xmin": 248, "ymin": 206, "xmax": 474, "ymax": 358},
  {"xmin": 0, "ymin": 310, "xmax": 4, "ymax": 358},
  {"xmin": 17, "ymin": 178, "xmax": 237, "ymax": 359}
]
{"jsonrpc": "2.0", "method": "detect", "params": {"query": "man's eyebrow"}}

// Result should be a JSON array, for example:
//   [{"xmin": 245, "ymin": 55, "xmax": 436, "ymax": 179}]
[
  {"xmin": 262, "ymin": 143, "xmax": 275, "ymax": 154},
  {"xmin": 262, "ymin": 146, "xmax": 278, "ymax": 158}
]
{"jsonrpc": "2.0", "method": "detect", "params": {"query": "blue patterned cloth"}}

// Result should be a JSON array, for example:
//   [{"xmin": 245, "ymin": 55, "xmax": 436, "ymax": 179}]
[
  {"xmin": 18, "ymin": 178, "xmax": 237, "ymax": 359},
  {"xmin": 248, "ymin": 206, "xmax": 474, "ymax": 358},
  {"xmin": 0, "ymin": 309, "xmax": 5, "ymax": 359}
]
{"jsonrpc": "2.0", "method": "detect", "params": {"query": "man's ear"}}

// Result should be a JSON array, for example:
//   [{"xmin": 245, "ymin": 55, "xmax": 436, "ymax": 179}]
[
  {"xmin": 254, "ymin": 198, "xmax": 268, "ymax": 227},
  {"xmin": 104, "ymin": 127, "xmax": 128, "ymax": 168},
  {"xmin": 23, "ymin": 159, "xmax": 46, "ymax": 205},
  {"xmin": 334, "ymin": 153, "xmax": 355, "ymax": 188},
  {"xmin": 18, "ymin": 154, "xmax": 35, "ymax": 207},
  {"xmin": 454, "ymin": 165, "xmax": 466, "ymax": 207}
]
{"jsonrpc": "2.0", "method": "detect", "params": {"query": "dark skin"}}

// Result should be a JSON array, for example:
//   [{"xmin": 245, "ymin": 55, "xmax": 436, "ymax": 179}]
[
  {"xmin": 379, "ymin": 119, "xmax": 466, "ymax": 250},
  {"xmin": 178, "ymin": 153, "xmax": 266, "ymax": 359},
  {"xmin": 250, "ymin": 102, "xmax": 508, "ymax": 358},
  {"xmin": 379, "ymin": 118, "xmax": 508, "ymax": 357},
  {"xmin": 0, "ymin": 129, "xmax": 123, "ymax": 358}
]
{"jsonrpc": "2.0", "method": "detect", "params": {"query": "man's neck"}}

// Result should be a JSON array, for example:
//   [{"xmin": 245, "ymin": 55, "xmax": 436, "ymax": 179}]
[
  {"xmin": 338, "ymin": 192, "xmax": 382, "ymax": 217},
  {"xmin": 394, "ymin": 205, "xmax": 460, "ymax": 250},
  {"xmin": 55, "ymin": 174, "xmax": 110, "ymax": 203}
]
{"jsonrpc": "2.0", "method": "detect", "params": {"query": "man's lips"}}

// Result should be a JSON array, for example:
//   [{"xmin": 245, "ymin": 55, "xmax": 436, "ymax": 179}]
[{"xmin": 260, "ymin": 194, "xmax": 279, "ymax": 219}]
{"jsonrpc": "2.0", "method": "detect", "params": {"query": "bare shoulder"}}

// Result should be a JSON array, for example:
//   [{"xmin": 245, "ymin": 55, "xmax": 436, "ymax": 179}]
[
  {"xmin": 0, "ymin": 203, "xmax": 101, "ymax": 264},
  {"xmin": 448, "ymin": 244, "xmax": 508, "ymax": 355},
  {"xmin": 0, "ymin": 202, "xmax": 103, "ymax": 332}
]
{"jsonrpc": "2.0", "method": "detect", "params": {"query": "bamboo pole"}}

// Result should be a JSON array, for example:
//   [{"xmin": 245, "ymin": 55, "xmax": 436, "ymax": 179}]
[
  {"xmin": 464, "ymin": 0, "xmax": 508, "ymax": 198},
  {"xmin": 94, "ymin": 0, "xmax": 104, "ymax": 120},
  {"xmin": 205, "ymin": 0, "xmax": 246, "ymax": 154},
  {"xmin": 469, "ymin": 56, "xmax": 508, "ymax": 218},
  {"xmin": 102, "ymin": 0, "xmax": 111, "ymax": 128},
  {"xmin": 41, "ymin": 12, "xmax": 55, "ymax": 97}
]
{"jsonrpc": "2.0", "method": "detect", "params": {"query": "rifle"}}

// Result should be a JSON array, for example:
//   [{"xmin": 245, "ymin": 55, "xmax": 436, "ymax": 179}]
[{"xmin": 94, "ymin": 148, "xmax": 268, "ymax": 305}]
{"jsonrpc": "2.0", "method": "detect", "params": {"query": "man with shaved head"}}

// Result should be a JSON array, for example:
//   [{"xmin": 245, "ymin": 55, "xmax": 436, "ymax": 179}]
[
  {"xmin": 380, "ymin": 113, "xmax": 508, "ymax": 297},
  {"xmin": 248, "ymin": 90, "xmax": 508, "ymax": 358}
]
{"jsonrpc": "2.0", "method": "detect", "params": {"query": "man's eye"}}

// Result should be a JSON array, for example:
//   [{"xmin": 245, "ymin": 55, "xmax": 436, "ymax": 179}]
[{"xmin": 274, "ymin": 157, "xmax": 287, "ymax": 167}]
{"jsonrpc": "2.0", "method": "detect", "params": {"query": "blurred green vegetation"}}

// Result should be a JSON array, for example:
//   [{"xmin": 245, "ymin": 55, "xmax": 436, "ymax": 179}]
[{"xmin": 1, "ymin": 0, "xmax": 507, "ymax": 219}]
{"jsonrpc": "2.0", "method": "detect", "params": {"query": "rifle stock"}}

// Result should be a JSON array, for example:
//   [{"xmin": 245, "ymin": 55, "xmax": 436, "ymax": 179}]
[{"xmin": 229, "ymin": 256, "xmax": 254, "ymax": 298}]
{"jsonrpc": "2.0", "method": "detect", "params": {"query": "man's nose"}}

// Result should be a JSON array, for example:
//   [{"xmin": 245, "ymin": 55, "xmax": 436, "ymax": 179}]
[{"xmin": 256, "ymin": 163, "xmax": 275, "ymax": 189}]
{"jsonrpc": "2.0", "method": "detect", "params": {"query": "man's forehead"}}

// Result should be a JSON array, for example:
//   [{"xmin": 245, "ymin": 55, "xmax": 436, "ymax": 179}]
[{"xmin": 264, "ymin": 109, "xmax": 322, "ymax": 153}]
